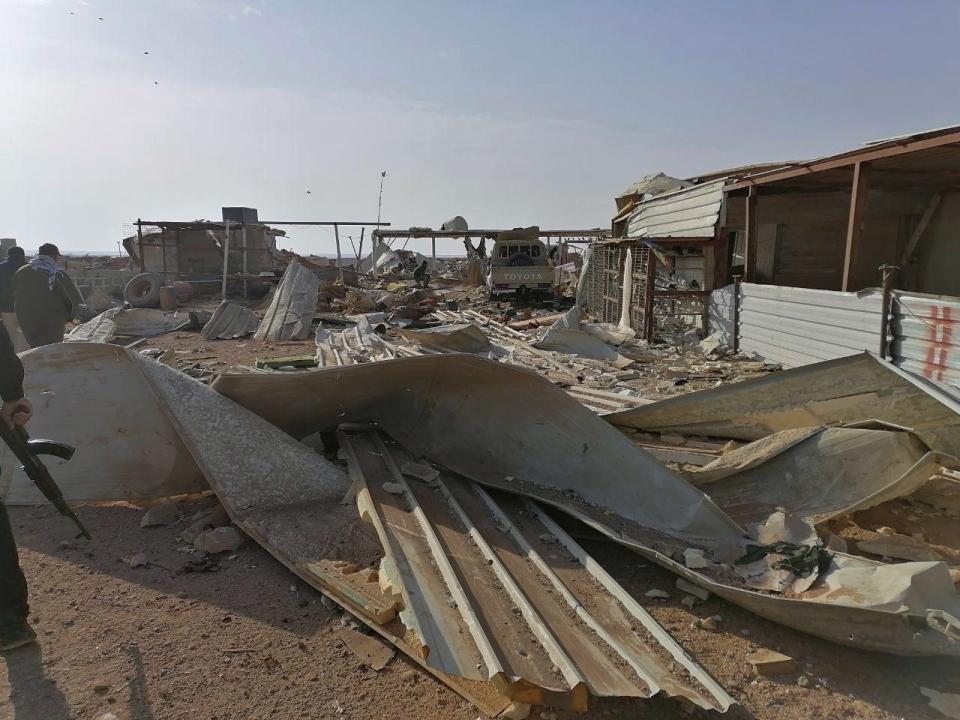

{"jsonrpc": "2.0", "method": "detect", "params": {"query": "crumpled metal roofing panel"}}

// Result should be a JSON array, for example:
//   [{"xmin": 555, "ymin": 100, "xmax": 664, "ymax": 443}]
[{"xmin": 626, "ymin": 179, "xmax": 726, "ymax": 239}]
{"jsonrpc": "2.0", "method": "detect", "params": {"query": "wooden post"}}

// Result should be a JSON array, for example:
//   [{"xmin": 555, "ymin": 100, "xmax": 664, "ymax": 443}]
[
  {"xmin": 334, "ymin": 223, "xmax": 344, "ymax": 284},
  {"xmin": 221, "ymin": 221, "xmax": 231, "ymax": 301},
  {"xmin": 136, "ymin": 220, "xmax": 146, "ymax": 273},
  {"xmin": 842, "ymin": 161, "xmax": 871, "ymax": 291},
  {"xmin": 743, "ymin": 188, "xmax": 757, "ymax": 282}
]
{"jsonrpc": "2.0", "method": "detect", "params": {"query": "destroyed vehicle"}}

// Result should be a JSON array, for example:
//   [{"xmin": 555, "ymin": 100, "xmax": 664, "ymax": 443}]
[{"xmin": 487, "ymin": 226, "xmax": 555, "ymax": 299}]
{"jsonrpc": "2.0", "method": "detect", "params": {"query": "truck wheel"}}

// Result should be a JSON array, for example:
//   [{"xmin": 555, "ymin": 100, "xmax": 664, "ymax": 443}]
[{"xmin": 124, "ymin": 272, "xmax": 162, "ymax": 308}]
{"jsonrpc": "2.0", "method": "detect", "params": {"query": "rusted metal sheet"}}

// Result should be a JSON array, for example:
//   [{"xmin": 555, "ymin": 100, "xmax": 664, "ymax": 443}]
[
  {"xmin": 340, "ymin": 426, "xmax": 733, "ymax": 711},
  {"xmin": 607, "ymin": 352, "xmax": 960, "ymax": 457},
  {"xmin": 212, "ymin": 354, "xmax": 960, "ymax": 656},
  {"xmin": 254, "ymin": 259, "xmax": 319, "ymax": 341}
]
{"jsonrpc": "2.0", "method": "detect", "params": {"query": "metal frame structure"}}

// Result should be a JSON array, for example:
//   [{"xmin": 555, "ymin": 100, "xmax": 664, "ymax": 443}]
[{"xmin": 133, "ymin": 218, "xmax": 390, "ymax": 298}]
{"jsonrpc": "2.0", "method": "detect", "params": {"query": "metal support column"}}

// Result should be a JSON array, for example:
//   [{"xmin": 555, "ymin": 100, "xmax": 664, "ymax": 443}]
[
  {"xmin": 334, "ymin": 223, "xmax": 343, "ymax": 284},
  {"xmin": 221, "ymin": 220, "xmax": 231, "ymax": 301},
  {"xmin": 878, "ymin": 264, "xmax": 898, "ymax": 361},
  {"xmin": 136, "ymin": 219, "xmax": 146, "ymax": 273}
]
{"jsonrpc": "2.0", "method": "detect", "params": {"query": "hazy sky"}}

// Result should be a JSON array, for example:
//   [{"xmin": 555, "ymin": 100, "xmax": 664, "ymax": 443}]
[{"xmin": 2, "ymin": 1, "xmax": 959, "ymax": 256}]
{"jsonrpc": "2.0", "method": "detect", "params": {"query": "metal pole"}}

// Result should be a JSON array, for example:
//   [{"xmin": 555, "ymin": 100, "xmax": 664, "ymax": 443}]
[
  {"xmin": 160, "ymin": 226, "xmax": 168, "ymax": 277},
  {"xmin": 136, "ymin": 219, "xmax": 146, "ymax": 273},
  {"xmin": 221, "ymin": 221, "xmax": 231, "ymax": 301},
  {"xmin": 732, "ymin": 274, "xmax": 742, "ymax": 353},
  {"xmin": 334, "ymin": 223, "xmax": 344, "ymax": 284},
  {"xmin": 431, "ymin": 237, "xmax": 436, "ymax": 262},
  {"xmin": 878, "ymin": 264, "xmax": 898, "ymax": 361},
  {"xmin": 242, "ymin": 225, "xmax": 248, "ymax": 299},
  {"xmin": 357, "ymin": 227, "xmax": 365, "ymax": 269}
]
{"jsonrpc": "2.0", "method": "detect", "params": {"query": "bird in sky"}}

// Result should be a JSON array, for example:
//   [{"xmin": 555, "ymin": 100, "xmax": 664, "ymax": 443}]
[{"xmin": 306, "ymin": 190, "xmax": 312, "ymax": 194}]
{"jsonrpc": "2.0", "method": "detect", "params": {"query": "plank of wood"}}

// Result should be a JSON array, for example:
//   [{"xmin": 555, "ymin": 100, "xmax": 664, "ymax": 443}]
[
  {"xmin": 335, "ymin": 626, "xmax": 395, "ymax": 670},
  {"xmin": 900, "ymin": 192, "xmax": 942, "ymax": 265},
  {"xmin": 299, "ymin": 559, "xmax": 399, "ymax": 625}
]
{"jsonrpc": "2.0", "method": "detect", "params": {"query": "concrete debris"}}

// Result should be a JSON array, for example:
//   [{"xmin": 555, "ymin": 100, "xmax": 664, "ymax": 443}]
[
  {"xmin": 178, "ymin": 504, "xmax": 231, "ymax": 544},
  {"xmin": 140, "ymin": 500, "xmax": 180, "ymax": 527},
  {"xmin": 644, "ymin": 588, "xmax": 670, "ymax": 599},
  {"xmin": 680, "ymin": 595, "xmax": 698, "ymax": 609},
  {"xmin": 381, "ymin": 482, "xmax": 404, "ymax": 496},
  {"xmin": 683, "ymin": 548, "xmax": 709, "ymax": 569},
  {"xmin": 675, "ymin": 578, "xmax": 710, "ymax": 602},
  {"xmin": 124, "ymin": 552, "xmax": 148, "ymax": 568},
  {"xmin": 194, "ymin": 526, "xmax": 244, "ymax": 555},
  {"xmin": 695, "ymin": 615, "xmax": 722, "ymax": 631},
  {"xmin": 747, "ymin": 649, "xmax": 797, "ymax": 676},
  {"xmin": 400, "ymin": 461, "xmax": 439, "ymax": 485}
]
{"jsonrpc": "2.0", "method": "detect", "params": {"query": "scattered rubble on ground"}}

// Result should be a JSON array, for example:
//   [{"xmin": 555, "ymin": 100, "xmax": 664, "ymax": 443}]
[{"xmin": 4, "ymin": 254, "xmax": 960, "ymax": 719}]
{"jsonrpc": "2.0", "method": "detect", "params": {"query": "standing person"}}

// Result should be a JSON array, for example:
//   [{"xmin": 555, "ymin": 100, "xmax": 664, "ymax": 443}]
[
  {"xmin": 0, "ymin": 248, "xmax": 28, "ymax": 353},
  {"xmin": 413, "ymin": 260, "xmax": 430, "ymax": 289},
  {"xmin": 13, "ymin": 244, "xmax": 83, "ymax": 348},
  {"xmin": 0, "ymin": 322, "xmax": 34, "ymax": 651}
]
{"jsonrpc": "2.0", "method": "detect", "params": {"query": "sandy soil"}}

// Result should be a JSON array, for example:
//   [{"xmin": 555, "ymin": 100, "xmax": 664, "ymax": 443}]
[{"xmin": 3, "ymin": 499, "xmax": 958, "ymax": 720}]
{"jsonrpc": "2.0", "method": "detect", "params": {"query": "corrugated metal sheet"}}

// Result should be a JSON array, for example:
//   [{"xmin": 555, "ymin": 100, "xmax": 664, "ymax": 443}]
[
  {"xmin": 736, "ymin": 283, "xmax": 883, "ymax": 368},
  {"xmin": 706, "ymin": 282, "xmax": 960, "ymax": 390},
  {"xmin": 891, "ymin": 292, "xmax": 960, "ymax": 389},
  {"xmin": 626, "ymin": 180, "xmax": 726, "ymax": 239},
  {"xmin": 201, "ymin": 301, "xmax": 260, "ymax": 340}
]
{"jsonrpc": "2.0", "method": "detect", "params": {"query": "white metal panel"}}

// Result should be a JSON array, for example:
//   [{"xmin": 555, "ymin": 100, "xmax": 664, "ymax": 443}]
[
  {"xmin": 891, "ymin": 292, "xmax": 960, "ymax": 389},
  {"xmin": 626, "ymin": 180, "xmax": 725, "ymax": 239},
  {"xmin": 737, "ymin": 284, "xmax": 883, "ymax": 368}
]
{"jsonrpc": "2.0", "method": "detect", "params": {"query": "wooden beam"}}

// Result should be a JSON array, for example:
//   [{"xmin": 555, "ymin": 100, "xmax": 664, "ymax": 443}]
[
  {"xmin": 725, "ymin": 131, "xmax": 960, "ymax": 191},
  {"xmin": 743, "ymin": 188, "xmax": 757, "ymax": 282},
  {"xmin": 900, "ymin": 192, "xmax": 943, "ymax": 265},
  {"xmin": 842, "ymin": 162, "xmax": 871, "ymax": 291}
]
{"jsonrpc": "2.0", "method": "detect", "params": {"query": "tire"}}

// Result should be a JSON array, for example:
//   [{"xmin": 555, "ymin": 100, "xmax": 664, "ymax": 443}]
[{"xmin": 124, "ymin": 272, "xmax": 162, "ymax": 308}]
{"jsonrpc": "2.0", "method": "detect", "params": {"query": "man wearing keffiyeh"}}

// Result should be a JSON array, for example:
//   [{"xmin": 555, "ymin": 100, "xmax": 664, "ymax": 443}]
[{"xmin": 12, "ymin": 244, "xmax": 84, "ymax": 348}]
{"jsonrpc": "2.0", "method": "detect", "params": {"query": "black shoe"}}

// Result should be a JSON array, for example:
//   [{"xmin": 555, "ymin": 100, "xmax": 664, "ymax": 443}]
[{"xmin": 0, "ymin": 620, "xmax": 37, "ymax": 652}]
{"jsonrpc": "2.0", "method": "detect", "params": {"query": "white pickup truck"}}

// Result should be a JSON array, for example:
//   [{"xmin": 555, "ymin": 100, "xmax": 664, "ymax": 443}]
[{"xmin": 487, "ymin": 227, "xmax": 555, "ymax": 299}]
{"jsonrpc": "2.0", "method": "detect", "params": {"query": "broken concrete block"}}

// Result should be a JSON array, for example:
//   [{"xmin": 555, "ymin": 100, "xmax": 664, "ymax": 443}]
[
  {"xmin": 140, "ymin": 500, "xmax": 180, "ymax": 528},
  {"xmin": 178, "ymin": 505, "xmax": 230, "ymax": 543},
  {"xmin": 823, "ymin": 532, "xmax": 849, "ymax": 553},
  {"xmin": 644, "ymin": 588, "xmax": 670, "ymax": 599},
  {"xmin": 680, "ymin": 595, "xmax": 698, "ymax": 609},
  {"xmin": 381, "ymin": 482, "xmax": 404, "ymax": 496},
  {"xmin": 123, "ymin": 552, "xmax": 148, "ymax": 568},
  {"xmin": 682, "ymin": 548, "xmax": 709, "ymax": 569},
  {"xmin": 747, "ymin": 649, "xmax": 797, "ymax": 676},
  {"xmin": 400, "ymin": 461, "xmax": 439, "ymax": 485},
  {"xmin": 194, "ymin": 526, "xmax": 244, "ymax": 555},
  {"xmin": 696, "ymin": 615, "xmax": 722, "ymax": 631},
  {"xmin": 676, "ymin": 577, "xmax": 710, "ymax": 601}
]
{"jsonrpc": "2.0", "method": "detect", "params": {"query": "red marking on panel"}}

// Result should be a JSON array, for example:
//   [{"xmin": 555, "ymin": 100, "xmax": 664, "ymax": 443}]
[{"xmin": 922, "ymin": 305, "xmax": 954, "ymax": 382}]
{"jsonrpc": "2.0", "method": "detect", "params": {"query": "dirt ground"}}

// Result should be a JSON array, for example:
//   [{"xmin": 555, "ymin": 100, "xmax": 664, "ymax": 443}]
[{"xmin": 3, "ymin": 498, "xmax": 958, "ymax": 720}]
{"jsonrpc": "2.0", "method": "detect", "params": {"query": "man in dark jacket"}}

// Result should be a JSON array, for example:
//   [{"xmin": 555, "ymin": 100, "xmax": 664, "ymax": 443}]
[
  {"xmin": 13, "ymin": 244, "xmax": 83, "ymax": 348},
  {"xmin": 0, "ymin": 247, "xmax": 27, "ymax": 352},
  {"xmin": 0, "ymin": 322, "xmax": 34, "ymax": 651}
]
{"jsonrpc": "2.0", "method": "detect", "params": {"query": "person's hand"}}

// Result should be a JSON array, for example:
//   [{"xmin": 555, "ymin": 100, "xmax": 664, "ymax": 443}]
[{"xmin": 1, "ymin": 398, "xmax": 32, "ymax": 429}]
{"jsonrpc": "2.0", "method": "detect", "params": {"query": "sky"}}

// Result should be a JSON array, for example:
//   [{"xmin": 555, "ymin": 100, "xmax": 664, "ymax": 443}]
[{"xmin": 2, "ymin": 1, "xmax": 959, "ymax": 257}]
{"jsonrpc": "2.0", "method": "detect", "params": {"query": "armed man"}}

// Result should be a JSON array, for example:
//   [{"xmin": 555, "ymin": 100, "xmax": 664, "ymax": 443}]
[{"xmin": 0, "ymin": 321, "xmax": 34, "ymax": 651}]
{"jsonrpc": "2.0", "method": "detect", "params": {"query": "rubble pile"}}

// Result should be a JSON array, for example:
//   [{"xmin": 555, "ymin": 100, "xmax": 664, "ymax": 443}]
[{"xmin": 13, "ymin": 252, "xmax": 960, "ymax": 719}]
